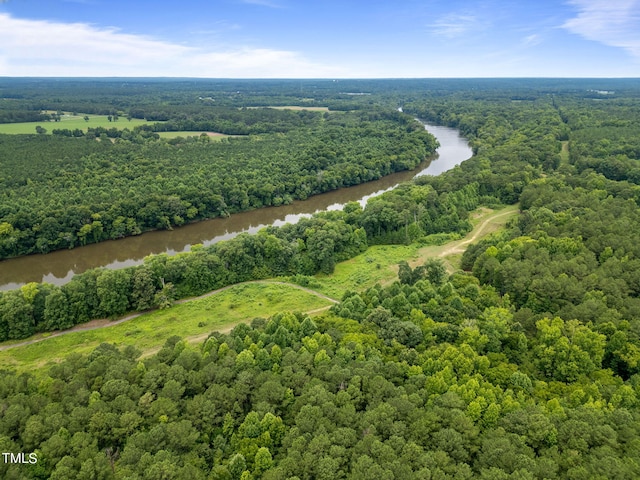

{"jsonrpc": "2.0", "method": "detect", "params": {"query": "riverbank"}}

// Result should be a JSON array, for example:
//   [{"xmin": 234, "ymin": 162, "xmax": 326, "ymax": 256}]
[
  {"xmin": 0, "ymin": 204, "xmax": 517, "ymax": 372},
  {"xmin": 0, "ymin": 123, "xmax": 472, "ymax": 290}
]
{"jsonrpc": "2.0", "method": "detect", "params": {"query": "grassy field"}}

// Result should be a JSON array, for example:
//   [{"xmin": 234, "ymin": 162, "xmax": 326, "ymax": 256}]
[
  {"xmin": 0, "ymin": 113, "xmax": 152, "ymax": 134},
  {"xmin": 560, "ymin": 141, "xmax": 570, "ymax": 164},
  {"xmin": 0, "ymin": 205, "xmax": 518, "ymax": 373},
  {"xmin": 0, "ymin": 109, "xmax": 330, "ymax": 135},
  {"xmin": 0, "ymin": 115, "xmax": 239, "ymax": 140},
  {"xmin": 313, "ymin": 204, "xmax": 519, "ymax": 298},
  {"xmin": 0, "ymin": 282, "xmax": 332, "ymax": 372},
  {"xmin": 313, "ymin": 244, "xmax": 422, "ymax": 299}
]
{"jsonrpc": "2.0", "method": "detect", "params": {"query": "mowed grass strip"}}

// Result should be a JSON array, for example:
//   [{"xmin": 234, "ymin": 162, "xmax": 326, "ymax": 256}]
[
  {"xmin": 0, "ymin": 282, "xmax": 332, "ymax": 372},
  {"xmin": 0, "ymin": 114, "xmax": 152, "ymax": 134},
  {"xmin": 560, "ymin": 141, "xmax": 570, "ymax": 165},
  {"xmin": 314, "ymin": 204, "xmax": 519, "ymax": 298},
  {"xmin": 0, "ymin": 206, "xmax": 518, "ymax": 372},
  {"xmin": 314, "ymin": 244, "xmax": 422, "ymax": 299}
]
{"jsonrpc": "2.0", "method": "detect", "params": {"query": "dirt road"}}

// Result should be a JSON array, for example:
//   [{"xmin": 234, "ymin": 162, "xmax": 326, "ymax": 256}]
[{"xmin": 0, "ymin": 281, "xmax": 338, "ymax": 352}]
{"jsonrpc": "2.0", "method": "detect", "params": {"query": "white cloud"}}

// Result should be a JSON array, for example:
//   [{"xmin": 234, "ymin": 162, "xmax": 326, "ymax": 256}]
[
  {"xmin": 429, "ymin": 13, "xmax": 480, "ymax": 38},
  {"xmin": 563, "ymin": 0, "xmax": 640, "ymax": 59},
  {"xmin": 0, "ymin": 13, "xmax": 338, "ymax": 77},
  {"xmin": 522, "ymin": 34, "xmax": 542, "ymax": 46}
]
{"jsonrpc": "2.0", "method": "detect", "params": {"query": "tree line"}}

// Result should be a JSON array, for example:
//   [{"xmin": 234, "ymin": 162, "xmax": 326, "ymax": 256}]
[
  {"xmin": 2, "ymin": 79, "xmax": 640, "ymax": 478},
  {"xmin": 0, "ymin": 176, "xmax": 477, "ymax": 342},
  {"xmin": 1, "ymin": 264, "xmax": 639, "ymax": 478},
  {"xmin": 0, "ymin": 109, "xmax": 437, "ymax": 259}
]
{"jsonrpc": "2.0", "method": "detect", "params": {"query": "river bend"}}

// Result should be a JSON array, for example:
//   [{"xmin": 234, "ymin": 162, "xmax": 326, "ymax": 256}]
[{"xmin": 0, "ymin": 124, "xmax": 471, "ymax": 290}]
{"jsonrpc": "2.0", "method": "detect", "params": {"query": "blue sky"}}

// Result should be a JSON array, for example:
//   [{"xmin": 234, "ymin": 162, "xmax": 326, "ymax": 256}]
[{"xmin": 0, "ymin": 0, "xmax": 639, "ymax": 77}]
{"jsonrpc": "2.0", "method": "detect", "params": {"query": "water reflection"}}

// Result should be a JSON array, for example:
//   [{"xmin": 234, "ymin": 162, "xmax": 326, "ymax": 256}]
[{"xmin": 0, "ymin": 124, "xmax": 471, "ymax": 290}]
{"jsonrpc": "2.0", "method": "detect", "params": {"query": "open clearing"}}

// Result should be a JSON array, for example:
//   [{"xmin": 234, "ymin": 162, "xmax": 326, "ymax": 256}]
[
  {"xmin": 560, "ymin": 141, "xmax": 570, "ymax": 164},
  {"xmin": 0, "ymin": 205, "xmax": 518, "ymax": 372},
  {"xmin": 0, "ymin": 113, "xmax": 153, "ymax": 134},
  {"xmin": 0, "ymin": 282, "xmax": 334, "ymax": 372},
  {"xmin": 313, "ymin": 204, "xmax": 519, "ymax": 298}
]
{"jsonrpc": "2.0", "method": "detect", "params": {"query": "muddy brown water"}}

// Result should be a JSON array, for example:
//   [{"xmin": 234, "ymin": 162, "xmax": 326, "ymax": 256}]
[{"xmin": 0, "ymin": 124, "xmax": 471, "ymax": 290}]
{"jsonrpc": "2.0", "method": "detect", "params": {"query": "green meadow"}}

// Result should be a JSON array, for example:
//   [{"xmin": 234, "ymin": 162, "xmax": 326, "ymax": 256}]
[
  {"xmin": 0, "ymin": 113, "xmax": 152, "ymax": 134},
  {"xmin": 247, "ymin": 105, "xmax": 330, "ymax": 111},
  {"xmin": 313, "ymin": 205, "xmax": 518, "ymax": 299},
  {"xmin": 0, "ymin": 205, "xmax": 518, "ymax": 373},
  {"xmin": 0, "ymin": 282, "xmax": 332, "ymax": 372}
]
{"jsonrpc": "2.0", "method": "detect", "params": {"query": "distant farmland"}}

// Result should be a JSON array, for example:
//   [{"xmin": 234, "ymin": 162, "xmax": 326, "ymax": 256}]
[{"xmin": 0, "ymin": 113, "xmax": 152, "ymax": 134}]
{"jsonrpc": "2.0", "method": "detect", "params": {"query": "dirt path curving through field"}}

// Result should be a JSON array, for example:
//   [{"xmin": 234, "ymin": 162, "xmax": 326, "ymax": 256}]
[
  {"xmin": 437, "ymin": 207, "xmax": 518, "ymax": 258},
  {"xmin": 0, "ymin": 206, "xmax": 517, "ymax": 354},
  {"xmin": 0, "ymin": 281, "xmax": 338, "ymax": 353},
  {"xmin": 395, "ymin": 205, "xmax": 519, "ymax": 278}
]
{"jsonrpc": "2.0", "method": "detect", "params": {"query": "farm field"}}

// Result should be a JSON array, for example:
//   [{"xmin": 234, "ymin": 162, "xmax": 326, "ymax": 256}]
[
  {"xmin": 247, "ymin": 105, "xmax": 330, "ymax": 111},
  {"xmin": 2, "ymin": 78, "xmax": 640, "ymax": 479},
  {"xmin": 0, "ymin": 113, "xmax": 151, "ymax": 134}
]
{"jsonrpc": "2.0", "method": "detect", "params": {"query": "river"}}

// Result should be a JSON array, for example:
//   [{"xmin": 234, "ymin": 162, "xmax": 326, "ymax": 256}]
[{"xmin": 0, "ymin": 124, "xmax": 472, "ymax": 290}]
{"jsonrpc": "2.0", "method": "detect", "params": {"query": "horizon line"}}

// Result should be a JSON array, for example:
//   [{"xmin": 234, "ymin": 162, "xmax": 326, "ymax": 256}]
[{"xmin": 1, "ymin": 76, "xmax": 639, "ymax": 80}]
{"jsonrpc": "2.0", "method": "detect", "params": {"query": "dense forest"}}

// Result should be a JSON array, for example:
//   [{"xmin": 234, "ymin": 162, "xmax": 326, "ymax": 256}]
[
  {"xmin": 0, "ymin": 178, "xmax": 476, "ymax": 342},
  {"xmin": 2, "ymin": 266, "xmax": 639, "ymax": 479},
  {"xmin": 0, "ymin": 108, "xmax": 437, "ymax": 259},
  {"xmin": 2, "ymin": 79, "xmax": 640, "ymax": 478}
]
